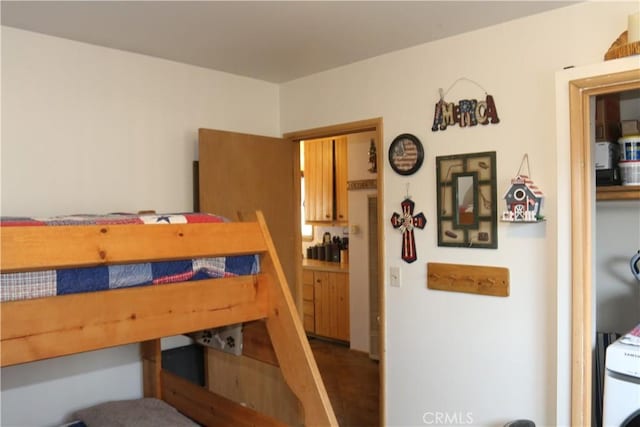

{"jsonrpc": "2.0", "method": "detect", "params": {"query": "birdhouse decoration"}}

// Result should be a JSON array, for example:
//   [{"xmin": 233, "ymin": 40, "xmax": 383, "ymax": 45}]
[{"xmin": 501, "ymin": 155, "xmax": 545, "ymax": 223}]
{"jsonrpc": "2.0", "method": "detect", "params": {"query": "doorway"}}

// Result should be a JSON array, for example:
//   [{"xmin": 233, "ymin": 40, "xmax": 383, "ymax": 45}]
[
  {"xmin": 567, "ymin": 68, "xmax": 640, "ymax": 426},
  {"xmin": 284, "ymin": 117, "xmax": 385, "ymax": 425}
]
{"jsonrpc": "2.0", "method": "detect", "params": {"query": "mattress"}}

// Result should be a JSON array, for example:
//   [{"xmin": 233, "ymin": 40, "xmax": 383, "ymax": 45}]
[
  {"xmin": 0, "ymin": 213, "xmax": 259, "ymax": 302},
  {"xmin": 65, "ymin": 398, "xmax": 198, "ymax": 427}
]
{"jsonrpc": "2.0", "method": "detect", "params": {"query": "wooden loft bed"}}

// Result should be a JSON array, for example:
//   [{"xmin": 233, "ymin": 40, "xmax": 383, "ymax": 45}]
[{"xmin": 0, "ymin": 211, "xmax": 337, "ymax": 426}]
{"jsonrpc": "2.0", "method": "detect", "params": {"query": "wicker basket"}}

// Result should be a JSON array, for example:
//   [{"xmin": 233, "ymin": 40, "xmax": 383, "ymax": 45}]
[{"xmin": 605, "ymin": 31, "xmax": 640, "ymax": 60}]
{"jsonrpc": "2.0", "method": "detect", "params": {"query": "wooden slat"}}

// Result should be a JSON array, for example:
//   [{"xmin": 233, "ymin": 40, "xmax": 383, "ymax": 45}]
[
  {"xmin": 1, "ymin": 275, "xmax": 268, "ymax": 367},
  {"xmin": 0, "ymin": 221, "xmax": 267, "ymax": 273},
  {"xmin": 256, "ymin": 212, "xmax": 338, "ymax": 426},
  {"xmin": 427, "ymin": 262, "xmax": 509, "ymax": 297},
  {"xmin": 162, "ymin": 370, "xmax": 288, "ymax": 427}
]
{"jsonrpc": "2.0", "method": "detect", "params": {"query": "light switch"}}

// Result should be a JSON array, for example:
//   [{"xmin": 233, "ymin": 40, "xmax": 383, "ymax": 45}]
[{"xmin": 390, "ymin": 266, "xmax": 400, "ymax": 287}]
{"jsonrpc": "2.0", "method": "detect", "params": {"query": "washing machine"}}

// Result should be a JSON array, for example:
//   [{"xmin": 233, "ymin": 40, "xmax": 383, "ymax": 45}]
[{"xmin": 603, "ymin": 324, "xmax": 640, "ymax": 427}]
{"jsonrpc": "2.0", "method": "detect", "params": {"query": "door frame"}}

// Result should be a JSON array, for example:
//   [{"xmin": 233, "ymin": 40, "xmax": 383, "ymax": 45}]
[
  {"xmin": 568, "ymin": 69, "xmax": 640, "ymax": 426},
  {"xmin": 284, "ymin": 117, "xmax": 385, "ymax": 426}
]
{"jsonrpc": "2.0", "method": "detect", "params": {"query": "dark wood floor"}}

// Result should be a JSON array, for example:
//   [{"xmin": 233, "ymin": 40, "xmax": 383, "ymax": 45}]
[{"xmin": 309, "ymin": 338, "xmax": 380, "ymax": 427}]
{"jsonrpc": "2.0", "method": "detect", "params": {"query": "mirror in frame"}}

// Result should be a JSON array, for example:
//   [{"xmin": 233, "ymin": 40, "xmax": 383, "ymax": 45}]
[{"xmin": 436, "ymin": 151, "xmax": 497, "ymax": 248}]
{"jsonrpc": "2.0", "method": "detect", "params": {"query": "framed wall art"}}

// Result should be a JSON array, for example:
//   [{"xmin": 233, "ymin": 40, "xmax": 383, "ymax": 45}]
[
  {"xmin": 436, "ymin": 151, "xmax": 497, "ymax": 249},
  {"xmin": 388, "ymin": 133, "xmax": 424, "ymax": 175}
]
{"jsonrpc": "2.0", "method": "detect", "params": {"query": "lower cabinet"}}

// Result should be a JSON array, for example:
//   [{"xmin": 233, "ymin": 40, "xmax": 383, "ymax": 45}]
[{"xmin": 302, "ymin": 268, "xmax": 349, "ymax": 342}]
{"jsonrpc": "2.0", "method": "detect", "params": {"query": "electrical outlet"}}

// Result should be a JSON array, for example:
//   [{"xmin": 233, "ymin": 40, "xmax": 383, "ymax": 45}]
[{"xmin": 390, "ymin": 266, "xmax": 400, "ymax": 287}]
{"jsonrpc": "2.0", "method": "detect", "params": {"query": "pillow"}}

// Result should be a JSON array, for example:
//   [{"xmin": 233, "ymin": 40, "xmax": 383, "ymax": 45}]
[{"xmin": 72, "ymin": 398, "xmax": 197, "ymax": 427}]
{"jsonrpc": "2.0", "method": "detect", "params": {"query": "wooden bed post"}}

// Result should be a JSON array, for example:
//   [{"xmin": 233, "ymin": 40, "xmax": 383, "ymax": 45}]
[
  {"xmin": 255, "ymin": 212, "xmax": 338, "ymax": 427},
  {"xmin": 141, "ymin": 339, "xmax": 162, "ymax": 399}
]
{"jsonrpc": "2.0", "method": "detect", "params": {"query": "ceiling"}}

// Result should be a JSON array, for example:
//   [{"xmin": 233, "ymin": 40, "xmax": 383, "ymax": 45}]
[{"xmin": 1, "ymin": 1, "xmax": 578, "ymax": 83}]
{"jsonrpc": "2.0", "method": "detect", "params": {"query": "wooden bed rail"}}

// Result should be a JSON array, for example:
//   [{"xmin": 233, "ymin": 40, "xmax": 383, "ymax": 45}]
[
  {"xmin": 0, "ymin": 212, "xmax": 337, "ymax": 426},
  {"xmin": 0, "ymin": 221, "xmax": 267, "ymax": 273},
  {"xmin": 1, "ymin": 275, "xmax": 269, "ymax": 367}
]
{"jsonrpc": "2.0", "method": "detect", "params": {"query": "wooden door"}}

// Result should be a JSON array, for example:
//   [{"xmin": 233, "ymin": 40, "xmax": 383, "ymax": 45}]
[
  {"xmin": 333, "ymin": 272, "xmax": 350, "ymax": 342},
  {"xmin": 334, "ymin": 137, "xmax": 349, "ymax": 223},
  {"xmin": 314, "ymin": 271, "xmax": 349, "ymax": 342},
  {"xmin": 313, "ymin": 271, "xmax": 331, "ymax": 337},
  {"xmin": 198, "ymin": 128, "xmax": 299, "ymax": 302},
  {"xmin": 304, "ymin": 138, "xmax": 333, "ymax": 222}
]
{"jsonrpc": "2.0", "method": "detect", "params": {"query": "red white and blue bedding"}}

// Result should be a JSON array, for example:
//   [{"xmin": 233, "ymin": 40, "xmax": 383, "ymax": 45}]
[{"xmin": 0, "ymin": 213, "xmax": 259, "ymax": 302}]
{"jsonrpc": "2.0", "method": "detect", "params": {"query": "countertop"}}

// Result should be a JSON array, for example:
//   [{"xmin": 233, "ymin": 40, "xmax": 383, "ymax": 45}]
[{"xmin": 302, "ymin": 258, "xmax": 349, "ymax": 273}]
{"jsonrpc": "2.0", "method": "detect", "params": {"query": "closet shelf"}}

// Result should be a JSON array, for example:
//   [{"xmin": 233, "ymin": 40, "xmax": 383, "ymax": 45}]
[{"xmin": 596, "ymin": 185, "xmax": 640, "ymax": 201}]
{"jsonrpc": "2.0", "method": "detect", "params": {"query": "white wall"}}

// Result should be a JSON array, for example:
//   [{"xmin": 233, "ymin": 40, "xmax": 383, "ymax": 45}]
[
  {"xmin": 346, "ymin": 131, "xmax": 377, "ymax": 353},
  {"xmin": 281, "ymin": 2, "xmax": 639, "ymax": 426},
  {"xmin": 1, "ymin": 27, "xmax": 280, "ymax": 426}
]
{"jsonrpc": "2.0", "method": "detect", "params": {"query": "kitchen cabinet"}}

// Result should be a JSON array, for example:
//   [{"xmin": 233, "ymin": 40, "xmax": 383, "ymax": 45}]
[
  {"xmin": 304, "ymin": 136, "xmax": 348, "ymax": 223},
  {"xmin": 302, "ymin": 265, "xmax": 349, "ymax": 342},
  {"xmin": 334, "ymin": 137, "xmax": 349, "ymax": 222}
]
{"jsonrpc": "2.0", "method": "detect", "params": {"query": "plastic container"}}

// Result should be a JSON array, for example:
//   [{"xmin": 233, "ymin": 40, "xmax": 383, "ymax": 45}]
[
  {"xmin": 618, "ymin": 135, "xmax": 640, "ymax": 161},
  {"xmin": 619, "ymin": 160, "xmax": 640, "ymax": 185}
]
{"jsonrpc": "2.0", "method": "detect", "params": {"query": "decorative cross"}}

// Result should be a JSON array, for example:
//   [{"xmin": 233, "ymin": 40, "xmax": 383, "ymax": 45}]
[{"xmin": 390, "ymin": 198, "xmax": 426, "ymax": 263}]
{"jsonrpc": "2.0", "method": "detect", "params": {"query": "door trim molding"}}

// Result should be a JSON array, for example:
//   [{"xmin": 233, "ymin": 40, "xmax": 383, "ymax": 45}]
[
  {"xmin": 568, "ymin": 69, "xmax": 640, "ymax": 427},
  {"xmin": 284, "ymin": 117, "xmax": 385, "ymax": 426}
]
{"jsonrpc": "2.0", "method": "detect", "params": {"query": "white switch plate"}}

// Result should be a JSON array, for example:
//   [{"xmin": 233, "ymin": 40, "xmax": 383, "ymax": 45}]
[{"xmin": 390, "ymin": 266, "xmax": 400, "ymax": 287}]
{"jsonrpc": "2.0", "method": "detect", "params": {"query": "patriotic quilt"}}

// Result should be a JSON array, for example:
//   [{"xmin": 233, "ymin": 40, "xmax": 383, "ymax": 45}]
[{"xmin": 1, "ymin": 213, "xmax": 259, "ymax": 302}]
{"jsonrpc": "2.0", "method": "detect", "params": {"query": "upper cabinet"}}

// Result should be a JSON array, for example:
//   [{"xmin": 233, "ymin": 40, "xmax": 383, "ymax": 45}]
[
  {"xmin": 334, "ymin": 137, "xmax": 349, "ymax": 222},
  {"xmin": 304, "ymin": 136, "xmax": 348, "ymax": 223}
]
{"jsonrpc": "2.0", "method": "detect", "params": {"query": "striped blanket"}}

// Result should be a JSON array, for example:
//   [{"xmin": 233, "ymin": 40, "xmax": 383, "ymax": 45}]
[{"xmin": 1, "ymin": 213, "xmax": 259, "ymax": 302}]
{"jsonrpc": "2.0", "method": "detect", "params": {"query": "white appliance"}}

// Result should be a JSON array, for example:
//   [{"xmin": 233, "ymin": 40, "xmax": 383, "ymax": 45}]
[{"xmin": 603, "ymin": 324, "xmax": 640, "ymax": 427}]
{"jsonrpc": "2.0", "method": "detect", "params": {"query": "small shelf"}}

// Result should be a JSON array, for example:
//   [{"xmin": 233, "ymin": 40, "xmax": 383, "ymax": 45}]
[{"xmin": 596, "ymin": 185, "xmax": 640, "ymax": 201}]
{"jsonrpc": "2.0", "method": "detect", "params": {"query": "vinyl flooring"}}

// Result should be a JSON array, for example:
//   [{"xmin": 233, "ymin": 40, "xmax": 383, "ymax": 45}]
[{"xmin": 309, "ymin": 338, "xmax": 380, "ymax": 427}]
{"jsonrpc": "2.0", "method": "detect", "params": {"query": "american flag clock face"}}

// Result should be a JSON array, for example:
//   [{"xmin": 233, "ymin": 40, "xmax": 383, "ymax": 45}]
[{"xmin": 388, "ymin": 133, "xmax": 424, "ymax": 176}]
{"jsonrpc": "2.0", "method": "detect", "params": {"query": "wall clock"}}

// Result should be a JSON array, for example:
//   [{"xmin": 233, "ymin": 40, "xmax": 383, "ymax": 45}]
[{"xmin": 388, "ymin": 133, "xmax": 424, "ymax": 176}]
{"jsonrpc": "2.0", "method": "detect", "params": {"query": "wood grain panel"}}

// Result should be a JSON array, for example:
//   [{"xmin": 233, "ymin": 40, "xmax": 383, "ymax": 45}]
[
  {"xmin": 205, "ymin": 348, "xmax": 302, "ymax": 426},
  {"xmin": 242, "ymin": 320, "xmax": 279, "ymax": 366},
  {"xmin": 427, "ymin": 262, "xmax": 509, "ymax": 297}
]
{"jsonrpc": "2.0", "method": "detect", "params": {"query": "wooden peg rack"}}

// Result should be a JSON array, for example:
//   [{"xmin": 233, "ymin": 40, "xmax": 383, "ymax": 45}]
[{"xmin": 427, "ymin": 262, "xmax": 509, "ymax": 297}]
